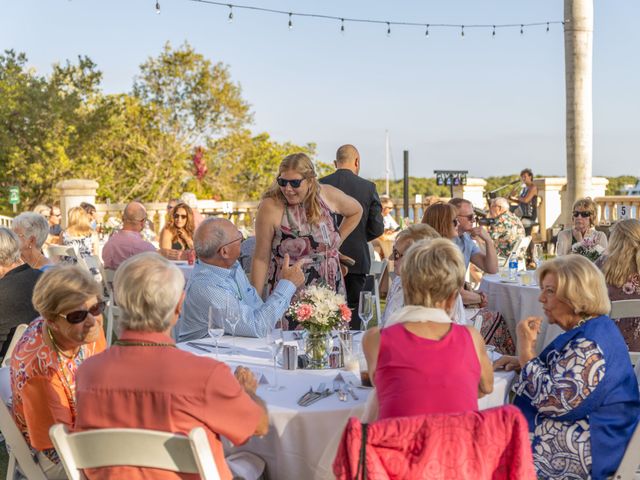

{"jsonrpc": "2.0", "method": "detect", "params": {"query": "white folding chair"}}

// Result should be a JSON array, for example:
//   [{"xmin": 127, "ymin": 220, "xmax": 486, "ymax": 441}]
[
  {"xmin": 103, "ymin": 268, "xmax": 120, "ymax": 346},
  {"xmin": 0, "ymin": 369, "xmax": 48, "ymax": 480},
  {"xmin": 610, "ymin": 299, "xmax": 640, "ymax": 366},
  {"xmin": 49, "ymin": 424, "xmax": 221, "ymax": 480},
  {"xmin": 45, "ymin": 244, "xmax": 90, "ymax": 271},
  {"xmin": 1, "ymin": 324, "xmax": 28, "ymax": 368},
  {"xmin": 612, "ymin": 419, "xmax": 640, "ymax": 480}
]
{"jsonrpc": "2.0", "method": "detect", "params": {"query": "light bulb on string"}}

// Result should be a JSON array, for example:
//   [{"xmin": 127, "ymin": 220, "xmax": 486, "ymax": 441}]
[
  {"xmin": 228, "ymin": 5, "xmax": 233, "ymax": 23},
  {"xmin": 461, "ymin": 25, "xmax": 465, "ymax": 38},
  {"xmin": 288, "ymin": 13, "xmax": 293, "ymax": 30},
  {"xmin": 520, "ymin": 24, "xmax": 524, "ymax": 35},
  {"xmin": 386, "ymin": 22, "xmax": 391, "ymax": 37},
  {"xmin": 155, "ymin": 0, "xmax": 160, "ymax": 14},
  {"xmin": 340, "ymin": 18, "xmax": 344, "ymax": 34},
  {"xmin": 425, "ymin": 24, "xmax": 429, "ymax": 37},
  {"xmin": 492, "ymin": 25, "xmax": 496, "ymax": 37}
]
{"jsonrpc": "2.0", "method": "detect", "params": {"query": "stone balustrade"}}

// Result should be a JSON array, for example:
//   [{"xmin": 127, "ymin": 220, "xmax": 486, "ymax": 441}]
[
  {"xmin": 0, "ymin": 215, "xmax": 13, "ymax": 228},
  {"xmin": 594, "ymin": 196, "xmax": 640, "ymax": 224}
]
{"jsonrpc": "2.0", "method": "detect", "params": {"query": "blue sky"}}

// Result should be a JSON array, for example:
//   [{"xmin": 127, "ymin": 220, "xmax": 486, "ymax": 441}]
[{"xmin": 3, "ymin": 1, "xmax": 639, "ymax": 181}]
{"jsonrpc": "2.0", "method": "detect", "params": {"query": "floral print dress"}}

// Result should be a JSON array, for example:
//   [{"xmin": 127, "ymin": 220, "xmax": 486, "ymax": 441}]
[
  {"xmin": 267, "ymin": 197, "xmax": 344, "ymax": 297},
  {"xmin": 609, "ymin": 272, "xmax": 640, "ymax": 350}
]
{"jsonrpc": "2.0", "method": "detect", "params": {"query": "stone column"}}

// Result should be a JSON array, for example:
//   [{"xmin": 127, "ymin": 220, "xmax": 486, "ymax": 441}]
[
  {"xmin": 535, "ymin": 177, "xmax": 567, "ymax": 240},
  {"xmin": 56, "ymin": 179, "xmax": 98, "ymax": 229},
  {"xmin": 564, "ymin": 0, "xmax": 594, "ymax": 224},
  {"xmin": 452, "ymin": 178, "xmax": 487, "ymax": 208}
]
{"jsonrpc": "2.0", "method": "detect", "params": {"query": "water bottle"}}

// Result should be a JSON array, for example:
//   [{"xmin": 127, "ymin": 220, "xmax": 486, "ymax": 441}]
[{"xmin": 508, "ymin": 254, "xmax": 518, "ymax": 281}]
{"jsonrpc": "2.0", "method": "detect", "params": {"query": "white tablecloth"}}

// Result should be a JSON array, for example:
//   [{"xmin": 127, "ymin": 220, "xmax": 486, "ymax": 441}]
[
  {"xmin": 479, "ymin": 274, "xmax": 564, "ymax": 353},
  {"xmin": 178, "ymin": 335, "xmax": 514, "ymax": 480},
  {"xmin": 171, "ymin": 261, "xmax": 194, "ymax": 281}
]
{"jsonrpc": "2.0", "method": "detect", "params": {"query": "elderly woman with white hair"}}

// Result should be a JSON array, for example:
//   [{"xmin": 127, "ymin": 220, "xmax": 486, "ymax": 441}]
[
  {"xmin": 0, "ymin": 228, "xmax": 42, "ymax": 358},
  {"xmin": 12, "ymin": 211, "xmax": 53, "ymax": 271},
  {"xmin": 75, "ymin": 252, "xmax": 268, "ymax": 480},
  {"xmin": 10, "ymin": 264, "xmax": 106, "ymax": 479},
  {"xmin": 487, "ymin": 196, "xmax": 525, "ymax": 258},
  {"xmin": 496, "ymin": 255, "xmax": 640, "ymax": 479},
  {"xmin": 363, "ymin": 238, "xmax": 494, "ymax": 420}
]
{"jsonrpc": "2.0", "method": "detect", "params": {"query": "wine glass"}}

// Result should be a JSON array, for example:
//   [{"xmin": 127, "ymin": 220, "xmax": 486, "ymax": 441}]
[
  {"xmin": 358, "ymin": 291, "xmax": 375, "ymax": 331},
  {"xmin": 208, "ymin": 306, "xmax": 225, "ymax": 358},
  {"xmin": 533, "ymin": 244, "xmax": 544, "ymax": 269},
  {"xmin": 266, "ymin": 326, "xmax": 285, "ymax": 391},
  {"xmin": 225, "ymin": 296, "xmax": 241, "ymax": 355}
]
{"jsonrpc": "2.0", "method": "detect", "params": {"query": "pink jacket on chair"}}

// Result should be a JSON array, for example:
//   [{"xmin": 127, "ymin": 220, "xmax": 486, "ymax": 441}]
[{"xmin": 333, "ymin": 405, "xmax": 536, "ymax": 480}]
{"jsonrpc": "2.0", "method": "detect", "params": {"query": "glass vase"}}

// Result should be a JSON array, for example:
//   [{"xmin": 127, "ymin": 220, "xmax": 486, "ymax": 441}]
[{"xmin": 305, "ymin": 331, "xmax": 332, "ymax": 369}]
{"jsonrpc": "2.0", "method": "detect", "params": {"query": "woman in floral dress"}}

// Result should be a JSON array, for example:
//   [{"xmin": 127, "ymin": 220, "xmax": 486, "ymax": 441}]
[
  {"xmin": 597, "ymin": 218, "xmax": 640, "ymax": 350},
  {"xmin": 251, "ymin": 153, "xmax": 362, "ymax": 299},
  {"xmin": 495, "ymin": 255, "xmax": 639, "ymax": 479}
]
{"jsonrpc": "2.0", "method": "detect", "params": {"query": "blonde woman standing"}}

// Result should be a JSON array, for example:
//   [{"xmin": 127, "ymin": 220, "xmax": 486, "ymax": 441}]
[{"xmin": 62, "ymin": 206, "xmax": 98, "ymax": 259}]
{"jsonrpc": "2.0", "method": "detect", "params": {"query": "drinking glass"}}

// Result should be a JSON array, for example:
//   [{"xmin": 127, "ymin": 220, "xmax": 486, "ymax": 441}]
[
  {"xmin": 358, "ymin": 291, "xmax": 375, "ymax": 331},
  {"xmin": 208, "ymin": 306, "xmax": 225, "ymax": 358},
  {"xmin": 266, "ymin": 326, "xmax": 285, "ymax": 391},
  {"xmin": 225, "ymin": 296, "xmax": 241, "ymax": 355},
  {"xmin": 533, "ymin": 244, "xmax": 544, "ymax": 269}
]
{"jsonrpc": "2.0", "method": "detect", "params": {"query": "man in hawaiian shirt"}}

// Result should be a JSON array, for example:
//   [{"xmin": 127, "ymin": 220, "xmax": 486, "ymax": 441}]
[{"xmin": 488, "ymin": 197, "xmax": 525, "ymax": 258}]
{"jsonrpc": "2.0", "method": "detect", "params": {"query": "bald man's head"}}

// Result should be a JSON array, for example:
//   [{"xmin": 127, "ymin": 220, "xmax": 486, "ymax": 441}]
[
  {"xmin": 335, "ymin": 144, "xmax": 361, "ymax": 174},
  {"xmin": 194, "ymin": 217, "xmax": 233, "ymax": 260},
  {"xmin": 122, "ymin": 202, "xmax": 147, "ymax": 231}
]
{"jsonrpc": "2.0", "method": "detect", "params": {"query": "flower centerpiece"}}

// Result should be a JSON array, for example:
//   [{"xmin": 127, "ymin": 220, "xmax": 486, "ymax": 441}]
[
  {"xmin": 288, "ymin": 285, "xmax": 351, "ymax": 368},
  {"xmin": 571, "ymin": 236, "xmax": 605, "ymax": 262}
]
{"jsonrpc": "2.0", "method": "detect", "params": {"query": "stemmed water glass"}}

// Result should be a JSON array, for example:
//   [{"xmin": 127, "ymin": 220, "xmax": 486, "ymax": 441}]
[
  {"xmin": 358, "ymin": 291, "xmax": 375, "ymax": 331},
  {"xmin": 225, "ymin": 296, "xmax": 241, "ymax": 355},
  {"xmin": 533, "ymin": 244, "xmax": 544, "ymax": 269},
  {"xmin": 266, "ymin": 326, "xmax": 285, "ymax": 391},
  {"xmin": 208, "ymin": 306, "xmax": 225, "ymax": 358}
]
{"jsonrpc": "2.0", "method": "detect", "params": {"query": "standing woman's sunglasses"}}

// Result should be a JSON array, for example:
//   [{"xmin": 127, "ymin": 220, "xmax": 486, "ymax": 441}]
[
  {"xmin": 277, "ymin": 178, "xmax": 303, "ymax": 188},
  {"xmin": 58, "ymin": 301, "xmax": 107, "ymax": 324}
]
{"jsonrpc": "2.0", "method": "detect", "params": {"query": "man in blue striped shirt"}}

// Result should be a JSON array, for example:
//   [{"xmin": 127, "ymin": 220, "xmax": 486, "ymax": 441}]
[{"xmin": 176, "ymin": 218, "xmax": 304, "ymax": 341}]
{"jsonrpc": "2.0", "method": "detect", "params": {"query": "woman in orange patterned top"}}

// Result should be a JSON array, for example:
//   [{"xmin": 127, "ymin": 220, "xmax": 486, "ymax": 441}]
[{"xmin": 10, "ymin": 265, "xmax": 106, "ymax": 479}]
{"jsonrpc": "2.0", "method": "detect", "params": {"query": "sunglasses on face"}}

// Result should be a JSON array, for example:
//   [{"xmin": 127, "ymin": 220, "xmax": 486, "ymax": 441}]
[
  {"xmin": 453, "ymin": 218, "xmax": 460, "ymax": 227},
  {"xmin": 277, "ymin": 177, "xmax": 304, "ymax": 188},
  {"xmin": 59, "ymin": 301, "xmax": 106, "ymax": 324},
  {"xmin": 391, "ymin": 248, "xmax": 404, "ymax": 261},
  {"xmin": 572, "ymin": 211, "xmax": 591, "ymax": 218},
  {"xmin": 174, "ymin": 214, "xmax": 188, "ymax": 220},
  {"xmin": 458, "ymin": 214, "xmax": 475, "ymax": 221}
]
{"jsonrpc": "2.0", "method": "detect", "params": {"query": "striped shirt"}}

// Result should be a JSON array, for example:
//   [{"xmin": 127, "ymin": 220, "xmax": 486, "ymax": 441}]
[{"xmin": 176, "ymin": 260, "xmax": 295, "ymax": 341}]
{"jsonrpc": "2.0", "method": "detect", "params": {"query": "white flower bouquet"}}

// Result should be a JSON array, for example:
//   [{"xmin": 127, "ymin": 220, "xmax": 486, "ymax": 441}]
[{"xmin": 287, "ymin": 285, "xmax": 351, "ymax": 334}]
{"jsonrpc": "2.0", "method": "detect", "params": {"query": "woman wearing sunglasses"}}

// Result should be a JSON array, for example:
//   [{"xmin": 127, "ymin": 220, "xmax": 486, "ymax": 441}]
[
  {"xmin": 556, "ymin": 197, "xmax": 608, "ymax": 257},
  {"xmin": 9, "ymin": 264, "xmax": 106, "ymax": 479},
  {"xmin": 159, "ymin": 202, "xmax": 195, "ymax": 260},
  {"xmin": 251, "ymin": 153, "xmax": 362, "ymax": 301}
]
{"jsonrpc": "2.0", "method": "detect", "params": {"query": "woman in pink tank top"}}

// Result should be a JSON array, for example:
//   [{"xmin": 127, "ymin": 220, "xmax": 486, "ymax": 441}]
[{"xmin": 363, "ymin": 238, "xmax": 494, "ymax": 420}]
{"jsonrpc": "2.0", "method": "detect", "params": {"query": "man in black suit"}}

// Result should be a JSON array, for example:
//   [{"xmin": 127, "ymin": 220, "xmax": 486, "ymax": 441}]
[{"xmin": 320, "ymin": 144, "xmax": 384, "ymax": 329}]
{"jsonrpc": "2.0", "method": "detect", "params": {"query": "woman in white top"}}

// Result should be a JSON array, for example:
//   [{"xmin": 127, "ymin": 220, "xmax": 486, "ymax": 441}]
[
  {"xmin": 556, "ymin": 197, "xmax": 607, "ymax": 256},
  {"xmin": 381, "ymin": 224, "xmax": 465, "ymax": 327}
]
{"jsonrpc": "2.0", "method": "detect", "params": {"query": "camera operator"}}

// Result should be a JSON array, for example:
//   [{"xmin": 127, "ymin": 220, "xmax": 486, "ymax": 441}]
[{"xmin": 487, "ymin": 197, "xmax": 525, "ymax": 258}]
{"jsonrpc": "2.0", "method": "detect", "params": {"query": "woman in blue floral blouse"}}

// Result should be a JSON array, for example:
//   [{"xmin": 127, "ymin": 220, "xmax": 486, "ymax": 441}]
[{"xmin": 495, "ymin": 255, "xmax": 639, "ymax": 479}]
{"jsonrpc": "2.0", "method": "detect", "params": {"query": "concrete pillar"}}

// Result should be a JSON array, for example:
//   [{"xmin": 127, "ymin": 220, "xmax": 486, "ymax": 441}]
[
  {"xmin": 535, "ymin": 177, "xmax": 567, "ymax": 239},
  {"xmin": 564, "ymin": 0, "xmax": 594, "ymax": 224},
  {"xmin": 452, "ymin": 178, "xmax": 487, "ymax": 208},
  {"xmin": 560, "ymin": 176, "xmax": 608, "ymax": 225},
  {"xmin": 56, "ymin": 179, "xmax": 98, "ymax": 229}
]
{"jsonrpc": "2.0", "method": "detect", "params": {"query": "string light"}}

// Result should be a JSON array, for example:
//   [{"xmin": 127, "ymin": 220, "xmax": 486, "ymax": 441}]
[
  {"xmin": 155, "ymin": 0, "xmax": 160, "ymax": 14},
  {"xmin": 181, "ymin": 0, "xmax": 564, "ymax": 37}
]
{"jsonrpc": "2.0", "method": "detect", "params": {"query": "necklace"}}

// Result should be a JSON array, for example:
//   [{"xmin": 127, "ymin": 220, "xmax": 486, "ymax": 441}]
[
  {"xmin": 46, "ymin": 325, "xmax": 82, "ymax": 422},
  {"xmin": 114, "ymin": 340, "xmax": 176, "ymax": 347}
]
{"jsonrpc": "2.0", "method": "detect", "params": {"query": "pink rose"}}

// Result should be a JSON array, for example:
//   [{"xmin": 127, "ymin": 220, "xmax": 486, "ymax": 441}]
[
  {"xmin": 339, "ymin": 304, "xmax": 352, "ymax": 321},
  {"xmin": 296, "ymin": 304, "xmax": 313, "ymax": 321},
  {"xmin": 279, "ymin": 237, "xmax": 310, "ymax": 259}
]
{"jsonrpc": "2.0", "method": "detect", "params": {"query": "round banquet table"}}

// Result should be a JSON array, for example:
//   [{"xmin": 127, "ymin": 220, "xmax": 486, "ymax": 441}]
[
  {"xmin": 178, "ymin": 333, "xmax": 515, "ymax": 480},
  {"xmin": 171, "ymin": 260, "xmax": 194, "ymax": 282},
  {"xmin": 479, "ymin": 273, "xmax": 564, "ymax": 354}
]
